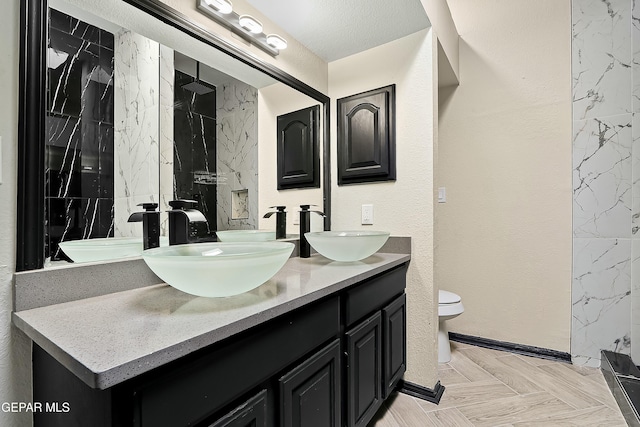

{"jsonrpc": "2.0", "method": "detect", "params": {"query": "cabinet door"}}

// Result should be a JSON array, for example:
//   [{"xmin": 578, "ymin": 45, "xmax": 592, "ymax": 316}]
[
  {"xmin": 208, "ymin": 389, "xmax": 268, "ymax": 427},
  {"xmin": 383, "ymin": 294, "xmax": 406, "ymax": 397},
  {"xmin": 346, "ymin": 311, "xmax": 382, "ymax": 427},
  {"xmin": 279, "ymin": 339, "xmax": 341, "ymax": 427}
]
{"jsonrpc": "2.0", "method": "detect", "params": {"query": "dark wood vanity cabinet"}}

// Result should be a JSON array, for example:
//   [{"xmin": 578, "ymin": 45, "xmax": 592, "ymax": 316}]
[
  {"xmin": 344, "ymin": 268, "xmax": 407, "ymax": 427},
  {"xmin": 32, "ymin": 263, "xmax": 407, "ymax": 427}
]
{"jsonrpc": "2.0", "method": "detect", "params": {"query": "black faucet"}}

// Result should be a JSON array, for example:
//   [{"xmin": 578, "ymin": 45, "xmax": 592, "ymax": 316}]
[
  {"xmin": 299, "ymin": 204, "xmax": 325, "ymax": 258},
  {"xmin": 263, "ymin": 206, "xmax": 287, "ymax": 239},
  {"xmin": 128, "ymin": 202, "xmax": 161, "ymax": 250},
  {"xmin": 167, "ymin": 199, "xmax": 208, "ymax": 245}
]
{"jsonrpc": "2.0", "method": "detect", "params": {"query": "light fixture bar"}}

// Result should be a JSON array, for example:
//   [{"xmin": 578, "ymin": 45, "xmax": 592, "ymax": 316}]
[{"xmin": 196, "ymin": 0, "xmax": 285, "ymax": 57}]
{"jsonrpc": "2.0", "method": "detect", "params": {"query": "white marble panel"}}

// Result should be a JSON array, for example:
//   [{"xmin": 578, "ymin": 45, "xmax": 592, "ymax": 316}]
[
  {"xmin": 631, "ymin": 240, "xmax": 640, "ymax": 361},
  {"xmin": 633, "ymin": 0, "xmax": 640, "ymax": 112},
  {"xmin": 633, "ymin": 114, "xmax": 640, "ymax": 235},
  {"xmin": 572, "ymin": 0, "xmax": 632, "ymax": 120},
  {"xmin": 216, "ymin": 80, "xmax": 258, "ymax": 230},
  {"xmin": 573, "ymin": 115, "xmax": 632, "ymax": 237},
  {"xmin": 572, "ymin": 238, "xmax": 632, "ymax": 366},
  {"xmin": 113, "ymin": 30, "xmax": 162, "ymax": 236},
  {"xmin": 159, "ymin": 45, "xmax": 174, "ymax": 236}
]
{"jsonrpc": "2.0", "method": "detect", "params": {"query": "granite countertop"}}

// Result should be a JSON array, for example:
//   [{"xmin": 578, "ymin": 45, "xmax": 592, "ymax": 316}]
[{"xmin": 13, "ymin": 253, "xmax": 410, "ymax": 390}]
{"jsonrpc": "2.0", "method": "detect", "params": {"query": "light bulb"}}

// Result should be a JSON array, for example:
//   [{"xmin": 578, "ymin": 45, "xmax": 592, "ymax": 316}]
[
  {"xmin": 266, "ymin": 34, "xmax": 287, "ymax": 50},
  {"xmin": 238, "ymin": 15, "xmax": 263, "ymax": 34}
]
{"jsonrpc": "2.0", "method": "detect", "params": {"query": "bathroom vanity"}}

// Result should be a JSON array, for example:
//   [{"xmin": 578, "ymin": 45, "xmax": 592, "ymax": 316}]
[{"xmin": 13, "ymin": 253, "xmax": 409, "ymax": 427}]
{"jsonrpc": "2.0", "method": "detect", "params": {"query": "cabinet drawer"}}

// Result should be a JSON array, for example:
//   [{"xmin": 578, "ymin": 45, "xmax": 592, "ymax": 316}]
[
  {"xmin": 345, "ymin": 264, "xmax": 407, "ymax": 327},
  {"xmin": 134, "ymin": 297, "xmax": 340, "ymax": 427},
  {"xmin": 208, "ymin": 389, "xmax": 268, "ymax": 427},
  {"xmin": 279, "ymin": 339, "xmax": 341, "ymax": 427}
]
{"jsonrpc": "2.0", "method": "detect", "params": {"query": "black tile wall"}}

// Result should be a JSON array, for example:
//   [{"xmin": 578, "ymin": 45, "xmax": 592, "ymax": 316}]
[
  {"xmin": 173, "ymin": 69, "xmax": 217, "ymax": 234},
  {"xmin": 46, "ymin": 9, "xmax": 115, "ymax": 260}
]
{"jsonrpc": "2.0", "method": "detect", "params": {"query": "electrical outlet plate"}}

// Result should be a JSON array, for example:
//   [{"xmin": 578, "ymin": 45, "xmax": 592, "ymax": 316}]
[{"xmin": 361, "ymin": 204, "xmax": 373, "ymax": 225}]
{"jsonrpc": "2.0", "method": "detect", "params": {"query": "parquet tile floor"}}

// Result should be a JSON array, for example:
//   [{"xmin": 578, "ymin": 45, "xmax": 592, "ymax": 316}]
[{"xmin": 370, "ymin": 341, "xmax": 628, "ymax": 426}]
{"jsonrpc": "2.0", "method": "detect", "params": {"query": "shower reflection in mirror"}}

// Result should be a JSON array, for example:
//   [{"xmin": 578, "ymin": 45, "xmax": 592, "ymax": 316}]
[{"xmin": 45, "ymin": 8, "xmax": 259, "ymax": 262}]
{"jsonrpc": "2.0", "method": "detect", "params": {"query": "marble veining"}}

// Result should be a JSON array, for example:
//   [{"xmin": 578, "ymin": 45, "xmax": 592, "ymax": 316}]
[
  {"xmin": 216, "ymin": 81, "xmax": 258, "ymax": 231},
  {"xmin": 572, "ymin": 0, "xmax": 638, "ymax": 366},
  {"xmin": 113, "ymin": 30, "xmax": 161, "ymax": 237},
  {"xmin": 573, "ymin": 115, "xmax": 632, "ymax": 238},
  {"xmin": 572, "ymin": 0, "xmax": 632, "ymax": 121},
  {"xmin": 46, "ymin": 9, "xmax": 115, "ymax": 260},
  {"xmin": 572, "ymin": 238, "xmax": 632, "ymax": 366}
]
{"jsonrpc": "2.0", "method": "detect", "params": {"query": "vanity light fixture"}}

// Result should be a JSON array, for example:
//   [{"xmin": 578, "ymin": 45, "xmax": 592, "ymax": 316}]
[
  {"xmin": 196, "ymin": 0, "xmax": 287, "ymax": 56},
  {"xmin": 266, "ymin": 34, "xmax": 287, "ymax": 50},
  {"xmin": 238, "ymin": 15, "xmax": 262, "ymax": 34},
  {"xmin": 204, "ymin": 0, "xmax": 233, "ymax": 14}
]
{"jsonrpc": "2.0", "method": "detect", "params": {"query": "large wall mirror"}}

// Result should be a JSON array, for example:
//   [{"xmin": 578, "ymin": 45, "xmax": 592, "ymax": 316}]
[{"xmin": 17, "ymin": 0, "xmax": 330, "ymax": 271}]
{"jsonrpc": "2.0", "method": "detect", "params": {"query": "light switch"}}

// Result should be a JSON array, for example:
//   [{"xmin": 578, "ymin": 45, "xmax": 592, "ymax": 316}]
[
  {"xmin": 361, "ymin": 204, "xmax": 374, "ymax": 225},
  {"xmin": 438, "ymin": 187, "xmax": 446, "ymax": 203},
  {"xmin": 0, "ymin": 136, "xmax": 3, "ymax": 185}
]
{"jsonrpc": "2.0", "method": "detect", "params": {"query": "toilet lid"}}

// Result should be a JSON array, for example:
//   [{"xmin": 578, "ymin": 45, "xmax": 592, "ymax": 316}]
[{"xmin": 439, "ymin": 290, "xmax": 461, "ymax": 304}]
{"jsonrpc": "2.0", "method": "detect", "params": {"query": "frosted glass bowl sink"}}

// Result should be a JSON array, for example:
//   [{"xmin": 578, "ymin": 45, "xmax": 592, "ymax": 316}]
[
  {"xmin": 59, "ymin": 237, "xmax": 168, "ymax": 263},
  {"xmin": 304, "ymin": 231, "xmax": 390, "ymax": 262},
  {"xmin": 142, "ymin": 242, "xmax": 294, "ymax": 297},
  {"xmin": 216, "ymin": 230, "xmax": 276, "ymax": 242}
]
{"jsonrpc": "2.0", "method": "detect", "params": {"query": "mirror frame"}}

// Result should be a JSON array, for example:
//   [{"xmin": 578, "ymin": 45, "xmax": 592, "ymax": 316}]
[{"xmin": 17, "ymin": 0, "xmax": 331, "ymax": 271}]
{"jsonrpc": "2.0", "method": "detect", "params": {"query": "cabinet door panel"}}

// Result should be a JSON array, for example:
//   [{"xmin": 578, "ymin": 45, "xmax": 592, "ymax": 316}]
[
  {"xmin": 346, "ymin": 312, "xmax": 382, "ymax": 427},
  {"xmin": 383, "ymin": 294, "xmax": 406, "ymax": 397},
  {"xmin": 208, "ymin": 389, "xmax": 268, "ymax": 427},
  {"xmin": 279, "ymin": 339, "xmax": 341, "ymax": 427}
]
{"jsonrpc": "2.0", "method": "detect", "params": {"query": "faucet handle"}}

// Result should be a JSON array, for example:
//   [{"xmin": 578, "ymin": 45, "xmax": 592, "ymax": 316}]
[
  {"xmin": 169, "ymin": 199, "xmax": 198, "ymax": 210},
  {"xmin": 300, "ymin": 204, "xmax": 325, "ymax": 216},
  {"xmin": 137, "ymin": 202, "xmax": 158, "ymax": 212}
]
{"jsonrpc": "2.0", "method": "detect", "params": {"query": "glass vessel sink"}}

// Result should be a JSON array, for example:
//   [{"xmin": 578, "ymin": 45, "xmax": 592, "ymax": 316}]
[
  {"xmin": 216, "ymin": 230, "xmax": 276, "ymax": 242},
  {"xmin": 304, "ymin": 231, "xmax": 390, "ymax": 262},
  {"xmin": 59, "ymin": 237, "xmax": 169, "ymax": 263},
  {"xmin": 142, "ymin": 242, "xmax": 294, "ymax": 297}
]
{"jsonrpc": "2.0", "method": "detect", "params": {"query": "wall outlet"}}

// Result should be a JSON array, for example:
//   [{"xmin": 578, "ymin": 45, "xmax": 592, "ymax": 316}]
[{"xmin": 361, "ymin": 204, "xmax": 374, "ymax": 225}]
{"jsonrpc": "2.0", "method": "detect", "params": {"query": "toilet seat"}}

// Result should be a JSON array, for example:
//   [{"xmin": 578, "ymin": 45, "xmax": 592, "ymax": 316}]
[
  {"xmin": 438, "ymin": 290, "xmax": 464, "ymax": 318},
  {"xmin": 439, "ymin": 290, "xmax": 461, "ymax": 305}
]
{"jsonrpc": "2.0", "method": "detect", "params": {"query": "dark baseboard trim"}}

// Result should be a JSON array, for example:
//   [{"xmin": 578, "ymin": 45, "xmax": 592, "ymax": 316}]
[
  {"xmin": 398, "ymin": 380, "xmax": 445, "ymax": 404},
  {"xmin": 449, "ymin": 332, "xmax": 572, "ymax": 363}
]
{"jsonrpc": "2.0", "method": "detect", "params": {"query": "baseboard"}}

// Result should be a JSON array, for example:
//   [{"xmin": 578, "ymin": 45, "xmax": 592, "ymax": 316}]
[
  {"xmin": 449, "ymin": 332, "xmax": 572, "ymax": 363},
  {"xmin": 398, "ymin": 380, "xmax": 445, "ymax": 404}
]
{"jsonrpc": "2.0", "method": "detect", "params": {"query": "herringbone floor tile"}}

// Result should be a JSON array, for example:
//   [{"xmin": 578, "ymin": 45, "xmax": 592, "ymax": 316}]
[{"xmin": 370, "ymin": 342, "xmax": 628, "ymax": 426}]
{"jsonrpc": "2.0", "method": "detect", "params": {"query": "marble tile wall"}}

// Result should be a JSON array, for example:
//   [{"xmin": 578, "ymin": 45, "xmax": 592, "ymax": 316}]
[
  {"xmin": 216, "ymin": 81, "xmax": 258, "ymax": 231},
  {"xmin": 572, "ymin": 0, "xmax": 634, "ymax": 366},
  {"xmin": 45, "ymin": 9, "xmax": 115, "ymax": 260},
  {"xmin": 113, "ymin": 30, "xmax": 161, "ymax": 237},
  {"xmin": 173, "ymin": 69, "xmax": 217, "ymax": 236}
]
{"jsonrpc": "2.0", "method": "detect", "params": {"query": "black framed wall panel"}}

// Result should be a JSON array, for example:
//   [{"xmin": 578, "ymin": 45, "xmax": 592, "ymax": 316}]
[
  {"xmin": 337, "ymin": 85, "xmax": 396, "ymax": 186},
  {"xmin": 276, "ymin": 105, "xmax": 320, "ymax": 190}
]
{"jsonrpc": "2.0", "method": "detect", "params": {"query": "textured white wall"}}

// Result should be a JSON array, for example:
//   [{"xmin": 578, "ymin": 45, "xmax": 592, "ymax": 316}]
[
  {"xmin": 437, "ymin": 0, "xmax": 572, "ymax": 352},
  {"xmin": 0, "ymin": 0, "xmax": 34, "ymax": 425},
  {"xmin": 329, "ymin": 29, "xmax": 438, "ymax": 388}
]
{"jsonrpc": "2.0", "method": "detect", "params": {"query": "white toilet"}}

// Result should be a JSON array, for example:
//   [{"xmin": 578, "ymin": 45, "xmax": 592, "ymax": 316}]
[{"xmin": 438, "ymin": 290, "xmax": 464, "ymax": 363}]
